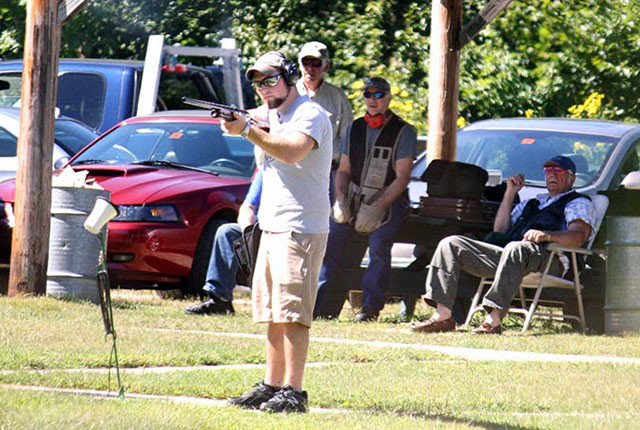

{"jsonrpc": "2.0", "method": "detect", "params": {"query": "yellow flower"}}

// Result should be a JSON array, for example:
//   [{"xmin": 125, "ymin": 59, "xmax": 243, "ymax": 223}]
[
  {"xmin": 400, "ymin": 90, "xmax": 409, "ymax": 98},
  {"xmin": 567, "ymin": 92, "xmax": 605, "ymax": 118},
  {"xmin": 524, "ymin": 109, "xmax": 534, "ymax": 118},
  {"xmin": 457, "ymin": 116, "xmax": 468, "ymax": 128},
  {"xmin": 352, "ymin": 81, "xmax": 364, "ymax": 90},
  {"xmin": 390, "ymin": 86, "xmax": 401, "ymax": 95}
]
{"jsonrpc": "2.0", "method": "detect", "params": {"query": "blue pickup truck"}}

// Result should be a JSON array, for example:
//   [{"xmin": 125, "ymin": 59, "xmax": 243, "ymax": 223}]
[{"xmin": 0, "ymin": 59, "xmax": 255, "ymax": 133}]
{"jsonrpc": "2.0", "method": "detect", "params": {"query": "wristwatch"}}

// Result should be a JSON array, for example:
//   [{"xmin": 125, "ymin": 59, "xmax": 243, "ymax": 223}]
[{"xmin": 240, "ymin": 121, "xmax": 251, "ymax": 138}]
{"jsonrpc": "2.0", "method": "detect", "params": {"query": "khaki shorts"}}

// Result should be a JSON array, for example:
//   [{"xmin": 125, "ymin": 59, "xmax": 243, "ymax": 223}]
[{"xmin": 252, "ymin": 231, "xmax": 328, "ymax": 327}]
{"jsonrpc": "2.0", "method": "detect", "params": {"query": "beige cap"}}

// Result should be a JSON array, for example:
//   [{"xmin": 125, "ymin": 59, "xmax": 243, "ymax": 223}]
[
  {"xmin": 298, "ymin": 41, "xmax": 329, "ymax": 61},
  {"xmin": 246, "ymin": 51, "xmax": 287, "ymax": 80}
]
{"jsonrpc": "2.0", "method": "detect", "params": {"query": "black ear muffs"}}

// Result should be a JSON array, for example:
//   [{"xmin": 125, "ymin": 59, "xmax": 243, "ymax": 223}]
[{"xmin": 280, "ymin": 57, "xmax": 299, "ymax": 86}]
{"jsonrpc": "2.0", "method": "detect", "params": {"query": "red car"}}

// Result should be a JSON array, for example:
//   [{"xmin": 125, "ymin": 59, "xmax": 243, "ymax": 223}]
[{"xmin": 0, "ymin": 111, "xmax": 254, "ymax": 295}]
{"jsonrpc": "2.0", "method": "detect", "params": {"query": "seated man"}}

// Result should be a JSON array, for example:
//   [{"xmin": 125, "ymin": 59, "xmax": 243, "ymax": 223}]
[
  {"xmin": 411, "ymin": 155, "xmax": 596, "ymax": 334},
  {"xmin": 185, "ymin": 169, "xmax": 262, "ymax": 314}
]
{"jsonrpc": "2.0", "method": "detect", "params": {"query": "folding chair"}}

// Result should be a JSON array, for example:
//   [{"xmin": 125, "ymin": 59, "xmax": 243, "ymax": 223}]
[{"xmin": 463, "ymin": 194, "xmax": 609, "ymax": 332}]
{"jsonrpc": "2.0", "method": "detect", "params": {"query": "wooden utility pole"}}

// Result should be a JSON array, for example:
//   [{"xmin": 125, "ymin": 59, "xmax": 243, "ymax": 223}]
[
  {"xmin": 427, "ymin": 0, "xmax": 514, "ymax": 163},
  {"xmin": 8, "ymin": 0, "xmax": 61, "ymax": 296},
  {"xmin": 427, "ymin": 0, "xmax": 463, "ymax": 163}
]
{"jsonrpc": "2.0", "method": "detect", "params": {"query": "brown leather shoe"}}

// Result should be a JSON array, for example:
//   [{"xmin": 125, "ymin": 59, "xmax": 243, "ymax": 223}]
[
  {"xmin": 410, "ymin": 317, "xmax": 455, "ymax": 333},
  {"xmin": 472, "ymin": 322, "xmax": 503, "ymax": 335}
]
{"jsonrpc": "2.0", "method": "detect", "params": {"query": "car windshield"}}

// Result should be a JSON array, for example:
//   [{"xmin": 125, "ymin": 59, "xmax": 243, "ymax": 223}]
[
  {"xmin": 54, "ymin": 119, "xmax": 98, "ymax": 155},
  {"xmin": 456, "ymin": 129, "xmax": 618, "ymax": 188},
  {"xmin": 0, "ymin": 115, "xmax": 97, "ymax": 158},
  {"xmin": 72, "ymin": 121, "xmax": 255, "ymax": 179}
]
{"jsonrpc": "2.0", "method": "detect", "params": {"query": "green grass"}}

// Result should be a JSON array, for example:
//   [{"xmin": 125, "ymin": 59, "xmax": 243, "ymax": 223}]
[{"xmin": 1, "ymin": 291, "xmax": 639, "ymax": 429}]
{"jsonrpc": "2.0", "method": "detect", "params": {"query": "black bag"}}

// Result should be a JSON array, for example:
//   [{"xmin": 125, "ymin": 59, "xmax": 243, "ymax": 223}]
[
  {"xmin": 233, "ymin": 222, "xmax": 262, "ymax": 287},
  {"xmin": 482, "ymin": 231, "xmax": 511, "ymax": 248},
  {"xmin": 421, "ymin": 159, "xmax": 488, "ymax": 199}
]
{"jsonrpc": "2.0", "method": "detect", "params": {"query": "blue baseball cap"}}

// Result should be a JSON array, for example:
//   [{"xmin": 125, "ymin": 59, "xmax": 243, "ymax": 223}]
[{"xmin": 543, "ymin": 155, "xmax": 576, "ymax": 174}]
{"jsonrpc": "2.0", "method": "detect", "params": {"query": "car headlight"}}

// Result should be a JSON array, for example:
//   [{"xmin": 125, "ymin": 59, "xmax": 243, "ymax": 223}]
[{"xmin": 113, "ymin": 204, "xmax": 180, "ymax": 222}]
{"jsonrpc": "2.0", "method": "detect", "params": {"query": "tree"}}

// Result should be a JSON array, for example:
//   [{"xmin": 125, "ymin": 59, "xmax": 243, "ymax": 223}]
[{"xmin": 3, "ymin": 0, "xmax": 640, "ymax": 132}]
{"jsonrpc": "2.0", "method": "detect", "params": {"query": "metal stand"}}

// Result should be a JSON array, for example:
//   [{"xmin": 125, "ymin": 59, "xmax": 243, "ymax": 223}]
[{"xmin": 96, "ymin": 232, "xmax": 124, "ymax": 399}]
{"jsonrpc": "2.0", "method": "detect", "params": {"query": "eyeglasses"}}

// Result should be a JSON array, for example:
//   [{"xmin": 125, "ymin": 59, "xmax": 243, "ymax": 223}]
[
  {"xmin": 543, "ymin": 166, "xmax": 571, "ymax": 175},
  {"xmin": 301, "ymin": 58, "xmax": 323, "ymax": 68},
  {"xmin": 253, "ymin": 74, "xmax": 282, "ymax": 89},
  {"xmin": 363, "ymin": 90, "xmax": 387, "ymax": 99}
]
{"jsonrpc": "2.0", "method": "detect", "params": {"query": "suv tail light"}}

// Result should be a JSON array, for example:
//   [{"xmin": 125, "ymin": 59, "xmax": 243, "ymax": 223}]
[{"xmin": 162, "ymin": 64, "xmax": 188, "ymax": 73}]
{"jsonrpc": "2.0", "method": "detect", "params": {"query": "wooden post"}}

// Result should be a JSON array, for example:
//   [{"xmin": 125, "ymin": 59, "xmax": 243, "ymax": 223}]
[
  {"xmin": 8, "ymin": 0, "xmax": 61, "ymax": 296},
  {"xmin": 427, "ymin": 0, "xmax": 463, "ymax": 163}
]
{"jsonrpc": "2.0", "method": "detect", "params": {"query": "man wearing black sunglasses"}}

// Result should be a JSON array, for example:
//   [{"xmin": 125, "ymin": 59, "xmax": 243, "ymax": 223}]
[
  {"xmin": 296, "ymin": 41, "xmax": 353, "ymax": 183},
  {"xmin": 222, "ymin": 51, "xmax": 332, "ymax": 413},
  {"xmin": 314, "ymin": 76, "xmax": 417, "ymax": 323}
]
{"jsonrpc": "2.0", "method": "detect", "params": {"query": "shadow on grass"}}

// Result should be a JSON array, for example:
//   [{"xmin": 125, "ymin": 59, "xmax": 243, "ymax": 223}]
[{"xmin": 385, "ymin": 409, "xmax": 536, "ymax": 430}]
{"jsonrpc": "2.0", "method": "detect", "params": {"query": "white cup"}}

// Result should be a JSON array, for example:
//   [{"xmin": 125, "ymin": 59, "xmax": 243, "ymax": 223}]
[
  {"xmin": 486, "ymin": 170, "xmax": 503, "ymax": 187},
  {"xmin": 84, "ymin": 197, "xmax": 119, "ymax": 235}
]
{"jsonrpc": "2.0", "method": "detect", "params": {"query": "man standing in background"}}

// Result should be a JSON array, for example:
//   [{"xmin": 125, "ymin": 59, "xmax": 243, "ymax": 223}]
[
  {"xmin": 315, "ymin": 77, "xmax": 416, "ymax": 322},
  {"xmin": 297, "ymin": 41, "xmax": 353, "ymax": 198}
]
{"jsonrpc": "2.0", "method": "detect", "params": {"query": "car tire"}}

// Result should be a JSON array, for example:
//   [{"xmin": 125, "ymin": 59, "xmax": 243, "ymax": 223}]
[{"xmin": 185, "ymin": 218, "xmax": 229, "ymax": 298}]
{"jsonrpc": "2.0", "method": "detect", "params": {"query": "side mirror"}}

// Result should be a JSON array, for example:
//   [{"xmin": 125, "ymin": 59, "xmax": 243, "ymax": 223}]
[
  {"xmin": 54, "ymin": 156, "xmax": 70, "ymax": 170},
  {"xmin": 621, "ymin": 171, "xmax": 640, "ymax": 190}
]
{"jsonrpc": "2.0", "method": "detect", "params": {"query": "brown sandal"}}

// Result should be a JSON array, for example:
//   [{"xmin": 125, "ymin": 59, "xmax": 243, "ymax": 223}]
[
  {"xmin": 472, "ymin": 322, "xmax": 503, "ymax": 335},
  {"xmin": 410, "ymin": 317, "xmax": 455, "ymax": 333}
]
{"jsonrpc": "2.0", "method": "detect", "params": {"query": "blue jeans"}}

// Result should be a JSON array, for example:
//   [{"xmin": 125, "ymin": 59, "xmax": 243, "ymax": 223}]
[
  {"xmin": 329, "ymin": 165, "xmax": 337, "ymax": 204},
  {"xmin": 203, "ymin": 223, "xmax": 242, "ymax": 302},
  {"xmin": 317, "ymin": 197, "xmax": 407, "ymax": 313}
]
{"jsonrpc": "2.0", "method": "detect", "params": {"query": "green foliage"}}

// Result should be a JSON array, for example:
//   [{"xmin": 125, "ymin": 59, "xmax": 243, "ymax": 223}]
[
  {"xmin": 2, "ymin": 0, "xmax": 640, "ymax": 133},
  {"xmin": 58, "ymin": 0, "xmax": 234, "ymax": 60},
  {"xmin": 228, "ymin": 0, "xmax": 430, "ymax": 130},
  {"xmin": 0, "ymin": 1, "xmax": 26, "ymax": 58}
]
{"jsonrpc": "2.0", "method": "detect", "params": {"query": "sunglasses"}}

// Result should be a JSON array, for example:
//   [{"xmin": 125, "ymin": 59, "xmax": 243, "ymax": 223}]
[
  {"xmin": 543, "ymin": 166, "xmax": 571, "ymax": 174},
  {"xmin": 301, "ymin": 58, "xmax": 323, "ymax": 68},
  {"xmin": 363, "ymin": 90, "xmax": 387, "ymax": 99},
  {"xmin": 253, "ymin": 74, "xmax": 282, "ymax": 89}
]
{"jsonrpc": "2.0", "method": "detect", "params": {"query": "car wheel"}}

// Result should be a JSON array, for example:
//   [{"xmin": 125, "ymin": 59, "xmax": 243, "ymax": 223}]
[{"xmin": 185, "ymin": 218, "xmax": 229, "ymax": 298}]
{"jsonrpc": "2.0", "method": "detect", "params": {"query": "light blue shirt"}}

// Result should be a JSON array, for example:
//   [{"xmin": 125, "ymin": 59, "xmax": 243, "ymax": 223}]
[{"xmin": 245, "ymin": 169, "xmax": 262, "ymax": 207}]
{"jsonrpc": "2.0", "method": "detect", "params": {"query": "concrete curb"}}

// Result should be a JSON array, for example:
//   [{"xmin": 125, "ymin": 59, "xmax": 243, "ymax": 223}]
[
  {"xmin": 2, "ymin": 384, "xmax": 637, "ymax": 419},
  {"xmin": 0, "ymin": 384, "xmax": 345, "ymax": 414},
  {"xmin": 150, "ymin": 327, "xmax": 640, "ymax": 365}
]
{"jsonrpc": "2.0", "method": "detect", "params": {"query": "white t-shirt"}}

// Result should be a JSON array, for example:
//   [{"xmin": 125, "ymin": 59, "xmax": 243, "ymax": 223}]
[{"xmin": 258, "ymin": 95, "xmax": 332, "ymax": 234}]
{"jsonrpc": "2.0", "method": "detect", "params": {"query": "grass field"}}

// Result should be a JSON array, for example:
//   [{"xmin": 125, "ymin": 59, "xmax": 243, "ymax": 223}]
[{"xmin": 1, "ymin": 290, "xmax": 639, "ymax": 429}]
